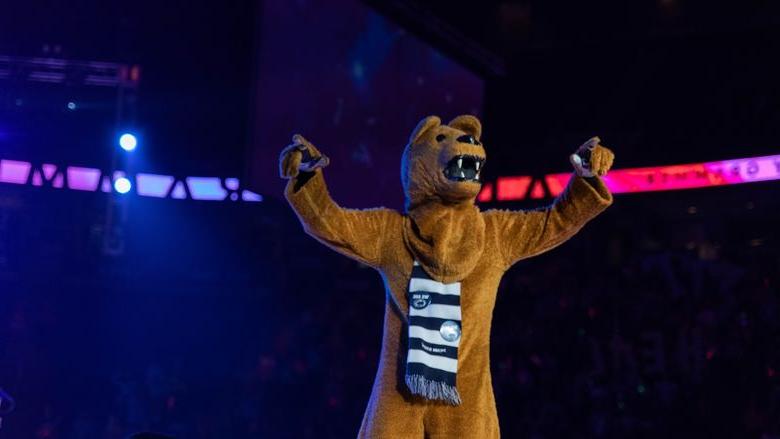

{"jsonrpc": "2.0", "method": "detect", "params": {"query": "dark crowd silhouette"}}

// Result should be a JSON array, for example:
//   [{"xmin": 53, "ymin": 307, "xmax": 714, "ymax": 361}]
[{"xmin": 1, "ymin": 184, "xmax": 778, "ymax": 438}]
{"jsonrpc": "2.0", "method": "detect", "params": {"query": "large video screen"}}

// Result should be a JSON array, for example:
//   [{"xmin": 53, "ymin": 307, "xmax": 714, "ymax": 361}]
[{"xmin": 248, "ymin": 0, "xmax": 484, "ymax": 209}]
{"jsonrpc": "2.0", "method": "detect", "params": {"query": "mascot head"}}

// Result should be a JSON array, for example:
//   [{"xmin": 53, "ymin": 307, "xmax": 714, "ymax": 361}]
[{"xmin": 401, "ymin": 115, "xmax": 485, "ymax": 211}]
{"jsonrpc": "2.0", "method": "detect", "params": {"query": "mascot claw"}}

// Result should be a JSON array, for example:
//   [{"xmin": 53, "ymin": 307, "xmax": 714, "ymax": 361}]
[
  {"xmin": 279, "ymin": 134, "xmax": 330, "ymax": 178},
  {"xmin": 571, "ymin": 136, "xmax": 614, "ymax": 178}
]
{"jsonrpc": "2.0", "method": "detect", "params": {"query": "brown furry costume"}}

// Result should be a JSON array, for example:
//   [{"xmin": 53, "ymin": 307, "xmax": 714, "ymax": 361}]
[{"xmin": 280, "ymin": 115, "xmax": 614, "ymax": 438}]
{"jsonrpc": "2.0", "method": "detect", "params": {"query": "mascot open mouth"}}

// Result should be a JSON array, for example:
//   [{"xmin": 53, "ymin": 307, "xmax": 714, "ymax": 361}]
[{"xmin": 443, "ymin": 155, "xmax": 485, "ymax": 182}]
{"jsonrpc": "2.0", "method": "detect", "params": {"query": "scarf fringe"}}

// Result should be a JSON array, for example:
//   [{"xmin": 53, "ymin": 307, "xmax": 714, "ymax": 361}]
[{"xmin": 405, "ymin": 374, "xmax": 462, "ymax": 405}]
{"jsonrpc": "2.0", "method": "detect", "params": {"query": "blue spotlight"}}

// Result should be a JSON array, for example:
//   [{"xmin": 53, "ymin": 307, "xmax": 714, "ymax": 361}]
[
  {"xmin": 114, "ymin": 177, "xmax": 132, "ymax": 194},
  {"xmin": 118, "ymin": 133, "xmax": 138, "ymax": 151}
]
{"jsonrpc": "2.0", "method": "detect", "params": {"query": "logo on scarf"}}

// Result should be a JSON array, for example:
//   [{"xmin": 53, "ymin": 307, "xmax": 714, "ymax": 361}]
[{"xmin": 410, "ymin": 292, "xmax": 431, "ymax": 309}]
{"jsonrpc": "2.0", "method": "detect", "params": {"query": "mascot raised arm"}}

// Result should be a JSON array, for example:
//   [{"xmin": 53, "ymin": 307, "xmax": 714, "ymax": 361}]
[{"xmin": 280, "ymin": 115, "xmax": 614, "ymax": 438}]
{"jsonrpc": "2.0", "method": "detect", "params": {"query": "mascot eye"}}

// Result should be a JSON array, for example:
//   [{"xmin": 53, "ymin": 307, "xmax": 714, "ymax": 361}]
[{"xmin": 436, "ymin": 134, "xmax": 447, "ymax": 142}]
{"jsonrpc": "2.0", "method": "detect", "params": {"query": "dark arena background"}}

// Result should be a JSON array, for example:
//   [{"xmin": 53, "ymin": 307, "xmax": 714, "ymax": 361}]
[{"xmin": 1, "ymin": 0, "xmax": 780, "ymax": 437}]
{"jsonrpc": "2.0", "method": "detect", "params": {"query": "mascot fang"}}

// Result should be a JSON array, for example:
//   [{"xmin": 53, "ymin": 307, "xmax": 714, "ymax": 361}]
[{"xmin": 280, "ymin": 115, "xmax": 614, "ymax": 438}]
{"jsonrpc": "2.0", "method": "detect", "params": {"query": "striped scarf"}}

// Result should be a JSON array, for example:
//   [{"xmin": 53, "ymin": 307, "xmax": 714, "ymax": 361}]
[{"xmin": 404, "ymin": 261, "xmax": 463, "ymax": 405}]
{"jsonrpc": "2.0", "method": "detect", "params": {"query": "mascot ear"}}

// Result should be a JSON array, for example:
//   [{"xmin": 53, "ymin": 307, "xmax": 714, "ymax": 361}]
[
  {"xmin": 448, "ymin": 115, "xmax": 482, "ymax": 140},
  {"xmin": 409, "ymin": 116, "xmax": 441, "ymax": 144}
]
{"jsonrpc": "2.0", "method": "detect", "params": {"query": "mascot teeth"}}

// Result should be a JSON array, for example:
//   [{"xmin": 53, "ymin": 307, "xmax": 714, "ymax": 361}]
[{"xmin": 444, "ymin": 155, "xmax": 485, "ymax": 182}]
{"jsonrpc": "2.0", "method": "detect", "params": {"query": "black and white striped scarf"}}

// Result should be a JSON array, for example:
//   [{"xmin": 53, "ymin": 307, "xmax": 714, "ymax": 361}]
[{"xmin": 404, "ymin": 261, "xmax": 463, "ymax": 405}]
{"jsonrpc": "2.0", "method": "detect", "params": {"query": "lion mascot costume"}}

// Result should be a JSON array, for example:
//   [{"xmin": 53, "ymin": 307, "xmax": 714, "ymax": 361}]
[{"xmin": 279, "ymin": 115, "xmax": 614, "ymax": 438}]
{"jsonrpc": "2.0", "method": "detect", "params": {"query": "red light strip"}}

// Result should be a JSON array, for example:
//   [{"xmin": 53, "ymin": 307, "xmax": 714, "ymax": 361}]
[
  {"xmin": 496, "ymin": 176, "xmax": 531, "ymax": 201},
  {"xmin": 493, "ymin": 153, "xmax": 780, "ymax": 202},
  {"xmin": 2, "ymin": 154, "xmax": 778, "ymax": 203}
]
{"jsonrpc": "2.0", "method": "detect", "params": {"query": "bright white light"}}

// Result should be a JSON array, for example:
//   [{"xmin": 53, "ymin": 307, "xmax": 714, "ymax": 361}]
[
  {"xmin": 119, "ymin": 133, "xmax": 138, "ymax": 151},
  {"xmin": 114, "ymin": 177, "xmax": 132, "ymax": 194}
]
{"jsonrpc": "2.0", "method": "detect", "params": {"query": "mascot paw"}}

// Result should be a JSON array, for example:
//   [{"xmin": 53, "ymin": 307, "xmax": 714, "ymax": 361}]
[
  {"xmin": 570, "ymin": 137, "xmax": 615, "ymax": 177},
  {"xmin": 279, "ymin": 134, "xmax": 330, "ymax": 179}
]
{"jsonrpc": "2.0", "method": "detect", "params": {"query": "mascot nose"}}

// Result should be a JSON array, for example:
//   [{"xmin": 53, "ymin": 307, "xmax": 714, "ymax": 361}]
[{"xmin": 456, "ymin": 134, "xmax": 481, "ymax": 146}]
